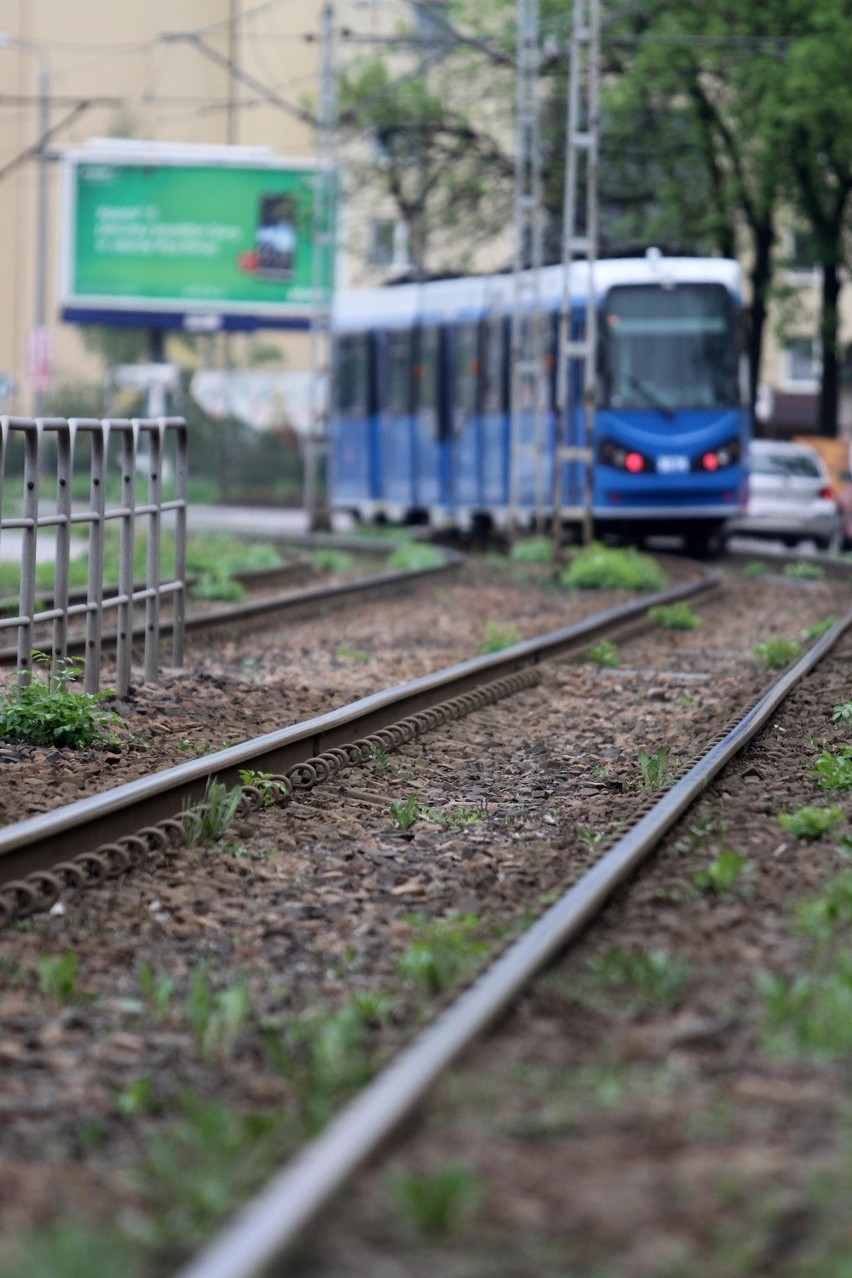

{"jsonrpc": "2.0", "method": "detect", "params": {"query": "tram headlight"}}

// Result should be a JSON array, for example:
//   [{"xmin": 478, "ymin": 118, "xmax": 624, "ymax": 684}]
[
  {"xmin": 691, "ymin": 438, "xmax": 741, "ymax": 472},
  {"xmin": 599, "ymin": 439, "xmax": 650, "ymax": 472}
]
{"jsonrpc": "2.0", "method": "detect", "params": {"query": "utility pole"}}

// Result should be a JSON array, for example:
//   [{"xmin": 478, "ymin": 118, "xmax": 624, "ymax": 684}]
[
  {"xmin": 508, "ymin": 0, "xmax": 546, "ymax": 541},
  {"xmin": 305, "ymin": 0, "xmax": 337, "ymax": 533},
  {"xmin": 0, "ymin": 34, "xmax": 51, "ymax": 415},
  {"xmin": 552, "ymin": 0, "xmax": 600, "ymax": 556}
]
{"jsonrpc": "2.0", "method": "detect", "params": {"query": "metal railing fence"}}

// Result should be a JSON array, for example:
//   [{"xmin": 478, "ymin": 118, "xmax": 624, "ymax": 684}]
[{"xmin": 0, "ymin": 416, "xmax": 187, "ymax": 696}]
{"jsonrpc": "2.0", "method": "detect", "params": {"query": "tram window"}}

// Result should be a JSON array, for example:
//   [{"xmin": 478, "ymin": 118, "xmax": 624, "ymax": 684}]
[
  {"xmin": 454, "ymin": 322, "xmax": 480, "ymax": 427},
  {"xmin": 413, "ymin": 324, "xmax": 439, "ymax": 439},
  {"xmin": 602, "ymin": 283, "xmax": 738, "ymax": 412},
  {"xmin": 334, "ymin": 334, "xmax": 370, "ymax": 414},
  {"xmin": 481, "ymin": 317, "xmax": 505, "ymax": 414},
  {"xmin": 385, "ymin": 329, "xmax": 413, "ymax": 415}
]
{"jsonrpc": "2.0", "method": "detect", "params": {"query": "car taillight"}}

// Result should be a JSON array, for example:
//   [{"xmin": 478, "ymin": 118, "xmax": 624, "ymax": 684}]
[
  {"xmin": 701, "ymin": 451, "xmax": 720, "ymax": 472},
  {"xmin": 625, "ymin": 451, "xmax": 645, "ymax": 473},
  {"xmin": 820, "ymin": 485, "xmax": 834, "ymax": 500}
]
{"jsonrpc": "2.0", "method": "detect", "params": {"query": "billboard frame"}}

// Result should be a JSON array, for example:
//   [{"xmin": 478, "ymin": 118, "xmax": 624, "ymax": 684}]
[{"xmin": 59, "ymin": 139, "xmax": 332, "ymax": 333}]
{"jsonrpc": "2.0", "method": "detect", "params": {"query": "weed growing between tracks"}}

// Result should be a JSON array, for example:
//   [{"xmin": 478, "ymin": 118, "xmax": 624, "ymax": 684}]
[{"xmin": 0, "ymin": 655, "xmax": 121, "ymax": 748}]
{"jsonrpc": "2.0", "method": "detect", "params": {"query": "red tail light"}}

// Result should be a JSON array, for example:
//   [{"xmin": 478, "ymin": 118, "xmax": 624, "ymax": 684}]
[
  {"xmin": 820, "ymin": 485, "xmax": 834, "ymax": 500},
  {"xmin": 625, "ymin": 451, "xmax": 645, "ymax": 474},
  {"xmin": 701, "ymin": 451, "xmax": 720, "ymax": 472}
]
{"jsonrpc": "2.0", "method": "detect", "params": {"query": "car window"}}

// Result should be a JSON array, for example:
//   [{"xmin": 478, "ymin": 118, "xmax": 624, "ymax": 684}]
[{"xmin": 752, "ymin": 450, "xmax": 821, "ymax": 478}]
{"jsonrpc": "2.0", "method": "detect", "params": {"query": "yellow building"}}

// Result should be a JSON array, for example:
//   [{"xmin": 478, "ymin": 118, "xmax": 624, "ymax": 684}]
[{"xmin": 0, "ymin": 0, "xmax": 335, "ymax": 412}]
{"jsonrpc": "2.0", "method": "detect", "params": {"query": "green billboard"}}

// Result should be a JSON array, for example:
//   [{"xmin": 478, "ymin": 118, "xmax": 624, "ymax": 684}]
[{"xmin": 60, "ymin": 144, "xmax": 333, "ymax": 330}]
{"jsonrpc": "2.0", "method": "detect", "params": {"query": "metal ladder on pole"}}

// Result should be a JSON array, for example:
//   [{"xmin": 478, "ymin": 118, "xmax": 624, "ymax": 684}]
[
  {"xmin": 552, "ymin": 0, "xmax": 600, "ymax": 551},
  {"xmin": 509, "ymin": 0, "xmax": 547, "ymax": 537}
]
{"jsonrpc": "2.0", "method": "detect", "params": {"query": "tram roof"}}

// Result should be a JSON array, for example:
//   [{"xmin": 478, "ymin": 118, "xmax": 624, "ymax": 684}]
[{"xmin": 332, "ymin": 254, "xmax": 743, "ymax": 332}]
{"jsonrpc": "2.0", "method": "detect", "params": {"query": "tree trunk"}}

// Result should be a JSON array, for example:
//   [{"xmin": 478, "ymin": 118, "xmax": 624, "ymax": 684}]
[
  {"xmin": 818, "ymin": 261, "xmax": 841, "ymax": 438},
  {"xmin": 747, "ymin": 220, "xmax": 775, "ymax": 413}
]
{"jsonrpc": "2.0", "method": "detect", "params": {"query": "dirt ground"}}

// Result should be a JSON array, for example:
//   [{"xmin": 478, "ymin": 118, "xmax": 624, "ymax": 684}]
[{"xmin": 0, "ymin": 555, "xmax": 850, "ymax": 1278}]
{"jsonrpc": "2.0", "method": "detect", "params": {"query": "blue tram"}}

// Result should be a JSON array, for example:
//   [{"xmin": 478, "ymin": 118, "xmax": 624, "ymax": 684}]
[{"xmin": 329, "ymin": 251, "xmax": 751, "ymax": 550}]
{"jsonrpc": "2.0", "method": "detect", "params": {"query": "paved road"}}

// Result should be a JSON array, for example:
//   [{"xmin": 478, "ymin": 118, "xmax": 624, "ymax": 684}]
[{"xmin": 187, "ymin": 505, "xmax": 354, "ymax": 537}]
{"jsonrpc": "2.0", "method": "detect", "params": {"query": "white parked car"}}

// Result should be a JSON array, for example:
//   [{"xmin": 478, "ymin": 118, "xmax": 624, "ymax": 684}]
[{"xmin": 725, "ymin": 438, "xmax": 842, "ymax": 550}]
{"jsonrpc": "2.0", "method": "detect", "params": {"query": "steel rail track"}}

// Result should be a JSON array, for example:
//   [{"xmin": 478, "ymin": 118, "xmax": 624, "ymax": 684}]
[
  {"xmin": 0, "ymin": 560, "xmax": 716, "ymax": 902},
  {"xmin": 0, "ymin": 545, "xmax": 464, "ymax": 666},
  {"xmin": 172, "ymin": 596, "xmax": 852, "ymax": 1278}
]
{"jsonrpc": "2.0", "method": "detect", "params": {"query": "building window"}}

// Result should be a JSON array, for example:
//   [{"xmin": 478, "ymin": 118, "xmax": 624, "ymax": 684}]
[
  {"xmin": 368, "ymin": 219, "xmax": 396, "ymax": 266},
  {"xmin": 788, "ymin": 231, "xmax": 818, "ymax": 271},
  {"xmin": 786, "ymin": 336, "xmax": 821, "ymax": 385},
  {"xmin": 415, "ymin": 1, "xmax": 453, "ymax": 49}
]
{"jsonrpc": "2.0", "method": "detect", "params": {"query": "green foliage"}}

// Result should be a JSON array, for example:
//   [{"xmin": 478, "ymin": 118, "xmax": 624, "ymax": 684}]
[
  {"xmin": 140, "ymin": 1095, "xmax": 286, "ymax": 1250},
  {"xmin": 368, "ymin": 746, "xmax": 390, "ymax": 774},
  {"xmin": 189, "ymin": 573, "xmax": 247, "ymax": 603},
  {"xmin": 398, "ymin": 912, "xmax": 490, "ymax": 995},
  {"xmin": 0, "ymin": 659, "xmax": 120, "ymax": 749},
  {"xmin": 337, "ymin": 644, "xmax": 369, "ymax": 664},
  {"xmin": 760, "ymin": 871, "xmax": 852, "ymax": 1060},
  {"xmin": 37, "ymin": 951, "xmax": 79, "ymax": 1002},
  {"xmin": 114, "ymin": 1076, "xmax": 161, "ymax": 1117},
  {"xmin": 636, "ymin": 745, "xmax": 675, "ymax": 789},
  {"xmin": 779, "ymin": 803, "xmax": 845, "ymax": 840},
  {"xmin": 237, "ymin": 769, "xmax": 291, "ymax": 807},
  {"xmin": 758, "ymin": 961, "xmax": 852, "ymax": 1060},
  {"xmin": 691, "ymin": 849, "xmax": 749, "ymax": 894},
  {"xmin": 804, "ymin": 615, "xmax": 837, "ymax": 638},
  {"xmin": 181, "ymin": 779, "xmax": 244, "ymax": 845},
  {"xmin": 831, "ymin": 700, "xmax": 852, "ymax": 724},
  {"xmin": 480, "ymin": 620, "xmax": 521, "ymax": 653},
  {"xmin": 422, "ymin": 804, "xmax": 485, "ymax": 829},
  {"xmin": 586, "ymin": 639, "xmax": 620, "ymax": 668},
  {"xmin": 3, "ymin": 1221, "xmax": 142, "ymax": 1278},
  {"xmin": 783, "ymin": 561, "xmax": 824, "ymax": 581},
  {"xmin": 586, "ymin": 945, "xmax": 691, "ymax": 1010},
  {"xmin": 811, "ymin": 746, "xmax": 852, "ymax": 792},
  {"xmin": 390, "ymin": 795, "xmax": 420, "ymax": 830},
  {"xmin": 186, "ymin": 965, "xmax": 252, "ymax": 1062},
  {"xmin": 509, "ymin": 536, "xmax": 553, "ymax": 564},
  {"xmin": 753, "ymin": 637, "xmax": 802, "ymax": 669},
  {"xmin": 262, "ymin": 997, "xmax": 386, "ymax": 1131},
  {"xmin": 390, "ymin": 1162, "xmax": 482, "ymax": 1239},
  {"xmin": 138, "ymin": 965, "xmax": 175, "ymax": 1021},
  {"xmin": 560, "ymin": 543, "xmax": 666, "ymax": 591},
  {"xmin": 313, "ymin": 548, "xmax": 355, "ymax": 574},
  {"xmin": 185, "ymin": 535, "xmax": 282, "ymax": 576},
  {"xmin": 797, "ymin": 872, "xmax": 852, "ymax": 943},
  {"xmin": 647, "ymin": 602, "xmax": 702, "ymax": 630},
  {"xmin": 386, "ymin": 542, "xmax": 445, "ymax": 571},
  {"xmin": 742, "ymin": 560, "xmax": 770, "ymax": 578},
  {"xmin": 339, "ymin": 49, "xmax": 511, "ymax": 275}
]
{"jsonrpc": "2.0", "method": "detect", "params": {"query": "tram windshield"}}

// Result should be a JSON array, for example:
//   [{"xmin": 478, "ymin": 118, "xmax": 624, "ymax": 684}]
[{"xmin": 601, "ymin": 283, "xmax": 738, "ymax": 413}]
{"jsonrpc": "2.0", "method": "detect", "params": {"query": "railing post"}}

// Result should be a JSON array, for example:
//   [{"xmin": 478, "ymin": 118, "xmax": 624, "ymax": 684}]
[
  {"xmin": 171, "ymin": 418, "xmax": 188, "ymax": 669},
  {"xmin": 17, "ymin": 420, "xmax": 40, "ymax": 684},
  {"xmin": 142, "ymin": 418, "xmax": 163, "ymax": 685},
  {"xmin": 50, "ymin": 419, "xmax": 73, "ymax": 686},
  {"xmin": 115, "ymin": 420, "xmax": 137, "ymax": 697},
  {"xmin": 78, "ymin": 419, "xmax": 106, "ymax": 695}
]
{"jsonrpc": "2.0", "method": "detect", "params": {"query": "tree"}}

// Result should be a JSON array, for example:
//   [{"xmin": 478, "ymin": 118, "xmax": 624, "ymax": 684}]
[
  {"xmin": 597, "ymin": 1, "xmax": 793, "ymax": 412},
  {"xmin": 339, "ymin": 15, "xmax": 514, "ymax": 277},
  {"xmin": 775, "ymin": 0, "xmax": 852, "ymax": 436}
]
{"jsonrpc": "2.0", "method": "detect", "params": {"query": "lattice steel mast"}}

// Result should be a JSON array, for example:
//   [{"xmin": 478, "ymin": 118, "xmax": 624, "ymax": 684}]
[
  {"xmin": 305, "ymin": 1, "xmax": 338, "ymax": 532},
  {"xmin": 553, "ymin": 0, "xmax": 600, "ymax": 553},
  {"xmin": 509, "ymin": 0, "xmax": 547, "ymax": 536}
]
